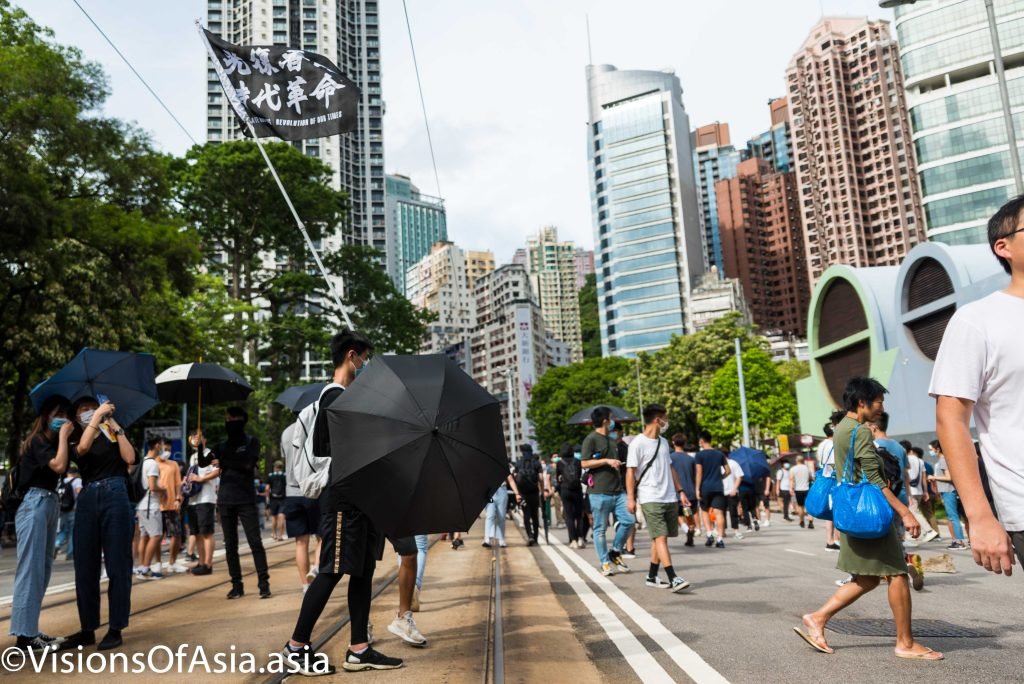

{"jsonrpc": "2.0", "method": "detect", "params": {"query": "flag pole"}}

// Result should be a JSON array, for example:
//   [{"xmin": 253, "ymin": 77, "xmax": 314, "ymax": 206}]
[{"xmin": 196, "ymin": 21, "xmax": 354, "ymax": 331}]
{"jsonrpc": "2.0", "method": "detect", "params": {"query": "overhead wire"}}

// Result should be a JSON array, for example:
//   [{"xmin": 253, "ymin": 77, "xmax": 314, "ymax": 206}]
[
  {"xmin": 72, "ymin": 0, "xmax": 200, "ymax": 146},
  {"xmin": 401, "ymin": 0, "xmax": 443, "ymax": 199}
]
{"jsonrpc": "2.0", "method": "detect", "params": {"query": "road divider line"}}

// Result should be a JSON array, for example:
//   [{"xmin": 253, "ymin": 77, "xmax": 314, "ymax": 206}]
[
  {"xmin": 550, "ymin": 536, "xmax": 730, "ymax": 684},
  {"xmin": 784, "ymin": 549, "xmax": 815, "ymax": 557},
  {"xmin": 538, "ymin": 541, "xmax": 676, "ymax": 683}
]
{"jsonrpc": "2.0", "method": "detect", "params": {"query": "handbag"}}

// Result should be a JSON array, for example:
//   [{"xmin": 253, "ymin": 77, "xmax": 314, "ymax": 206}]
[
  {"xmin": 831, "ymin": 426, "xmax": 894, "ymax": 539},
  {"xmin": 805, "ymin": 466, "xmax": 835, "ymax": 521}
]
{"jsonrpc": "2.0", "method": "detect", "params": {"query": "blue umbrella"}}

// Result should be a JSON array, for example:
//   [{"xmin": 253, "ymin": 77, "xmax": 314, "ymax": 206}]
[
  {"xmin": 30, "ymin": 348, "xmax": 158, "ymax": 427},
  {"xmin": 731, "ymin": 445, "xmax": 771, "ymax": 484}
]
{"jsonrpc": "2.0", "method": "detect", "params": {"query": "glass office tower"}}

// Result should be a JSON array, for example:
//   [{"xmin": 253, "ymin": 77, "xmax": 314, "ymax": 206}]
[
  {"xmin": 895, "ymin": 0, "xmax": 1024, "ymax": 245},
  {"xmin": 586, "ymin": 65, "xmax": 704, "ymax": 357}
]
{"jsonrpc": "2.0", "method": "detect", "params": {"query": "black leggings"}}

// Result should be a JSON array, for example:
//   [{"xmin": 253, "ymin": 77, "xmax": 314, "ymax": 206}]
[
  {"xmin": 561, "ymin": 490, "xmax": 584, "ymax": 543},
  {"xmin": 522, "ymin": 493, "xmax": 540, "ymax": 541},
  {"xmin": 292, "ymin": 567, "xmax": 376, "ymax": 646}
]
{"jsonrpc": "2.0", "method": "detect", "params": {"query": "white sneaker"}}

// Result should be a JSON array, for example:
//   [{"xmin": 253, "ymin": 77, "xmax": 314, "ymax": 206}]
[
  {"xmin": 645, "ymin": 576, "xmax": 670, "ymax": 589},
  {"xmin": 170, "ymin": 562, "xmax": 189, "ymax": 574},
  {"xmin": 387, "ymin": 611, "xmax": 427, "ymax": 647},
  {"xmin": 735, "ymin": 532, "xmax": 745, "ymax": 540},
  {"xmin": 578, "ymin": 540, "xmax": 586, "ymax": 549},
  {"xmin": 569, "ymin": 540, "xmax": 578, "ymax": 549},
  {"xmin": 922, "ymin": 530, "xmax": 939, "ymax": 543}
]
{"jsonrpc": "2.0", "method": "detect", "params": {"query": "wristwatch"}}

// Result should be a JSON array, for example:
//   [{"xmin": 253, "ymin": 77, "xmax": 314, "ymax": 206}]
[{"xmin": 113, "ymin": 427, "xmax": 125, "ymax": 436}]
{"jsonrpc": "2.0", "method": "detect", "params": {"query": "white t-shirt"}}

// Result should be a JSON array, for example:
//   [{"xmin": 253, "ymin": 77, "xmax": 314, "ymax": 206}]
[
  {"xmin": 721, "ymin": 458, "xmax": 744, "ymax": 494},
  {"xmin": 791, "ymin": 463, "xmax": 811, "ymax": 491},
  {"xmin": 930, "ymin": 290, "xmax": 1024, "ymax": 531},
  {"xmin": 137, "ymin": 457, "xmax": 161, "ymax": 511},
  {"xmin": 188, "ymin": 452, "xmax": 219, "ymax": 506},
  {"xmin": 906, "ymin": 454, "xmax": 925, "ymax": 497},
  {"xmin": 817, "ymin": 439, "xmax": 836, "ymax": 478},
  {"xmin": 626, "ymin": 434, "xmax": 676, "ymax": 504},
  {"xmin": 776, "ymin": 468, "xmax": 791, "ymax": 490}
]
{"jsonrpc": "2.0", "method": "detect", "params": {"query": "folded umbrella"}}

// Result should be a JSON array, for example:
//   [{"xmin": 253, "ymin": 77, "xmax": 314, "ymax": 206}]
[
  {"xmin": 30, "ymin": 348, "xmax": 158, "ymax": 427},
  {"xmin": 326, "ymin": 354, "xmax": 509, "ymax": 538},
  {"xmin": 567, "ymin": 404, "xmax": 639, "ymax": 426},
  {"xmin": 274, "ymin": 383, "xmax": 328, "ymax": 413}
]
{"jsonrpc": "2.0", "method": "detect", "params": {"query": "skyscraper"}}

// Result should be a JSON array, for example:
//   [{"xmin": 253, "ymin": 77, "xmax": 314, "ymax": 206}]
[
  {"xmin": 405, "ymin": 241, "xmax": 481, "ymax": 354},
  {"xmin": 717, "ymin": 157, "xmax": 810, "ymax": 337},
  {"xmin": 585, "ymin": 65, "xmax": 704, "ymax": 357},
  {"xmin": 787, "ymin": 17, "xmax": 925, "ymax": 287},
  {"xmin": 526, "ymin": 226, "xmax": 583, "ymax": 363},
  {"xmin": 205, "ymin": 0, "xmax": 385, "ymax": 253},
  {"xmin": 385, "ymin": 174, "xmax": 447, "ymax": 295},
  {"xmin": 893, "ymin": 0, "xmax": 1024, "ymax": 245},
  {"xmin": 746, "ymin": 97, "xmax": 793, "ymax": 173},
  {"xmin": 692, "ymin": 122, "xmax": 742, "ymax": 273},
  {"xmin": 574, "ymin": 248, "xmax": 595, "ymax": 288}
]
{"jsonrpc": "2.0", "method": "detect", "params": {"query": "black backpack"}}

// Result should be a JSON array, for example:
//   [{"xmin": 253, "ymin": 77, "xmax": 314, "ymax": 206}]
[
  {"xmin": 875, "ymin": 445, "xmax": 904, "ymax": 497},
  {"xmin": 516, "ymin": 457, "xmax": 539, "ymax": 491},
  {"xmin": 126, "ymin": 457, "xmax": 147, "ymax": 504},
  {"xmin": 559, "ymin": 458, "xmax": 582, "ymax": 492},
  {"xmin": 0, "ymin": 462, "xmax": 25, "ymax": 514},
  {"xmin": 58, "ymin": 478, "xmax": 76, "ymax": 512}
]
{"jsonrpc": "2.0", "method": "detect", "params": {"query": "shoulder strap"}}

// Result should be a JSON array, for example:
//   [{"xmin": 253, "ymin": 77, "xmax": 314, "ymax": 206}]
[{"xmin": 843, "ymin": 426, "xmax": 860, "ymax": 483}]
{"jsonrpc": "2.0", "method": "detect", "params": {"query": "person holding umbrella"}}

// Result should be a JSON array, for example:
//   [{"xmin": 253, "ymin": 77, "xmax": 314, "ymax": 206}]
[
  {"xmin": 284, "ymin": 330, "xmax": 404, "ymax": 674},
  {"xmin": 62, "ymin": 397, "xmax": 138, "ymax": 651},
  {"xmin": 8, "ymin": 395, "xmax": 73, "ymax": 652}
]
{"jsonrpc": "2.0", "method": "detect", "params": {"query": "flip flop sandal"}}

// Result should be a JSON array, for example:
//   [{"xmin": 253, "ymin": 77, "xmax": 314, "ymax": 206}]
[
  {"xmin": 793, "ymin": 627, "xmax": 834, "ymax": 654},
  {"xmin": 895, "ymin": 647, "xmax": 944, "ymax": 661}
]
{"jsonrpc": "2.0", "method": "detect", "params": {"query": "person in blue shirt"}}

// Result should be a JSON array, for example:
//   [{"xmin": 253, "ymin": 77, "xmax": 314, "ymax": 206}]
[{"xmin": 668, "ymin": 433, "xmax": 697, "ymax": 546}]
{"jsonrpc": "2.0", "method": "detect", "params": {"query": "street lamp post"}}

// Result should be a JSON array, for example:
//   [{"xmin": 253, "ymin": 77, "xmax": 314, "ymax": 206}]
[
  {"xmin": 504, "ymin": 368, "xmax": 516, "ymax": 461},
  {"xmin": 881, "ymin": 0, "xmax": 1024, "ymax": 194}
]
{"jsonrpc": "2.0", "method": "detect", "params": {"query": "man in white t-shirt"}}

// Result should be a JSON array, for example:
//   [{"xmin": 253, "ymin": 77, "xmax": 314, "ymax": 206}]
[
  {"xmin": 790, "ymin": 455, "xmax": 813, "ymax": 530},
  {"xmin": 187, "ymin": 433, "xmax": 220, "ymax": 576},
  {"xmin": 776, "ymin": 464, "xmax": 793, "ymax": 521},
  {"xmin": 626, "ymin": 404, "xmax": 690, "ymax": 593},
  {"xmin": 722, "ymin": 456, "xmax": 745, "ymax": 538},
  {"xmin": 136, "ymin": 439, "xmax": 166, "ymax": 580},
  {"xmin": 931, "ymin": 197, "xmax": 1024, "ymax": 575}
]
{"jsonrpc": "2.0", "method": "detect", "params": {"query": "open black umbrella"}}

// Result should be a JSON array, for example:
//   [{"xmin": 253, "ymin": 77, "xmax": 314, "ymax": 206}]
[
  {"xmin": 274, "ymin": 382, "xmax": 327, "ymax": 413},
  {"xmin": 326, "ymin": 354, "xmax": 508, "ymax": 538},
  {"xmin": 567, "ymin": 404, "xmax": 639, "ymax": 426}
]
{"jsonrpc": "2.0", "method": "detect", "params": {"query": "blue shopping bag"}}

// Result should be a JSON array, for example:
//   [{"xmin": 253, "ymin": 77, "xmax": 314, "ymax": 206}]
[{"xmin": 831, "ymin": 426, "xmax": 894, "ymax": 539}]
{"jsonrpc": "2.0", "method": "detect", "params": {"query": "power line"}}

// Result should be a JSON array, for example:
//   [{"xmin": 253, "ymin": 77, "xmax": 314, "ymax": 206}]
[
  {"xmin": 72, "ymin": 0, "xmax": 200, "ymax": 146},
  {"xmin": 401, "ymin": 0, "xmax": 443, "ymax": 199}
]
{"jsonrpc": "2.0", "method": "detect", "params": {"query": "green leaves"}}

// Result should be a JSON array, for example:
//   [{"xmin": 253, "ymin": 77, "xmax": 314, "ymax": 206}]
[{"xmin": 579, "ymin": 273, "xmax": 601, "ymax": 359}]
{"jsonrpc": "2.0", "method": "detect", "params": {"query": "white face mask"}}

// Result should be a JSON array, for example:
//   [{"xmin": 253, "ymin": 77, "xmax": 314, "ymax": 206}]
[
  {"xmin": 78, "ymin": 409, "xmax": 96, "ymax": 426},
  {"xmin": 159, "ymin": 450, "xmax": 171, "ymax": 460},
  {"xmin": 658, "ymin": 420, "xmax": 669, "ymax": 435}
]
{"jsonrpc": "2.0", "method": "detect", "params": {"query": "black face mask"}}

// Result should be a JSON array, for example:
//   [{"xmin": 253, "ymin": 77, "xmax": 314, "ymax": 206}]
[{"xmin": 226, "ymin": 421, "xmax": 245, "ymax": 440}]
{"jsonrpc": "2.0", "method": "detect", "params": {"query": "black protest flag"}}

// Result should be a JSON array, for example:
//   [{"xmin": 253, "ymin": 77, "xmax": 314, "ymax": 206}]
[{"xmin": 202, "ymin": 29, "xmax": 360, "ymax": 141}]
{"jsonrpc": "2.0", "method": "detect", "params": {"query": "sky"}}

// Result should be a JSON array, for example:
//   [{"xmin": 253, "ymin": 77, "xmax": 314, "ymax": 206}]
[{"xmin": 20, "ymin": 0, "xmax": 893, "ymax": 264}]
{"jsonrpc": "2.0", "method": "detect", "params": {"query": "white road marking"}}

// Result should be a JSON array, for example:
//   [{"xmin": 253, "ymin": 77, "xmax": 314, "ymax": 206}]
[
  {"xmin": 538, "ymin": 541, "xmax": 677, "ymax": 683},
  {"xmin": 551, "ymin": 536, "xmax": 731, "ymax": 684},
  {"xmin": 784, "ymin": 549, "xmax": 816, "ymax": 557}
]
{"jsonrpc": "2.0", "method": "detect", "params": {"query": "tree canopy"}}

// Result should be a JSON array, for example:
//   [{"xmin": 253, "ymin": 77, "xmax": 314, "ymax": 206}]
[{"xmin": 579, "ymin": 273, "xmax": 601, "ymax": 359}]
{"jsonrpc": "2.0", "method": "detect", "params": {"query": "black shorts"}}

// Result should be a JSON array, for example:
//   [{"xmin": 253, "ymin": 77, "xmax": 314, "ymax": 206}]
[
  {"xmin": 795, "ymin": 490, "xmax": 808, "ymax": 507},
  {"xmin": 269, "ymin": 498, "xmax": 285, "ymax": 517},
  {"xmin": 700, "ymin": 493, "xmax": 727, "ymax": 511},
  {"xmin": 317, "ymin": 507, "xmax": 383, "ymax": 577},
  {"xmin": 283, "ymin": 496, "xmax": 320, "ymax": 539},
  {"xmin": 161, "ymin": 510, "xmax": 182, "ymax": 539},
  {"xmin": 390, "ymin": 535, "xmax": 417, "ymax": 556},
  {"xmin": 188, "ymin": 503, "xmax": 216, "ymax": 535}
]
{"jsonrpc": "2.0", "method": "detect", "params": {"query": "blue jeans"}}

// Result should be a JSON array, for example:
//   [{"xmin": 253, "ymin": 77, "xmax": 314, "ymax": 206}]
[
  {"xmin": 55, "ymin": 510, "xmax": 75, "ymax": 558},
  {"xmin": 941, "ymin": 491, "xmax": 965, "ymax": 541},
  {"xmin": 10, "ymin": 488, "xmax": 58, "ymax": 637},
  {"xmin": 74, "ymin": 477, "xmax": 134, "ymax": 631},
  {"xmin": 484, "ymin": 486, "xmax": 509, "ymax": 544},
  {"xmin": 414, "ymin": 535, "xmax": 429, "ymax": 591},
  {"xmin": 588, "ymin": 492, "xmax": 635, "ymax": 565}
]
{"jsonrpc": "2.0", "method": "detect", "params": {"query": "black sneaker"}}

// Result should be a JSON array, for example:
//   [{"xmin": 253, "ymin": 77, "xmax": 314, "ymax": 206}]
[
  {"xmin": 704, "ymin": 535, "xmax": 715, "ymax": 547},
  {"xmin": 284, "ymin": 643, "xmax": 336, "ymax": 677},
  {"xmin": 227, "ymin": 587, "xmax": 245, "ymax": 599},
  {"xmin": 191, "ymin": 564, "xmax": 212, "ymax": 576},
  {"xmin": 753, "ymin": 520, "xmax": 760, "ymax": 531},
  {"xmin": 59, "ymin": 630, "xmax": 96, "ymax": 650},
  {"xmin": 16, "ymin": 635, "xmax": 57, "ymax": 652},
  {"xmin": 685, "ymin": 530, "xmax": 695, "ymax": 547},
  {"xmin": 343, "ymin": 647, "xmax": 404, "ymax": 672},
  {"xmin": 260, "ymin": 587, "xmax": 273, "ymax": 599},
  {"xmin": 808, "ymin": 521, "xmax": 815, "ymax": 530},
  {"xmin": 98, "ymin": 629, "xmax": 122, "ymax": 651},
  {"xmin": 481, "ymin": 541, "xmax": 492, "ymax": 548},
  {"xmin": 799, "ymin": 520, "xmax": 806, "ymax": 528},
  {"xmin": 715, "ymin": 540, "xmax": 725, "ymax": 549}
]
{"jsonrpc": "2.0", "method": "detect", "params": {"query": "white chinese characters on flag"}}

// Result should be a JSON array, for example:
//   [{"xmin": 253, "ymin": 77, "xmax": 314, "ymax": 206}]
[{"xmin": 203, "ymin": 29, "xmax": 360, "ymax": 140}]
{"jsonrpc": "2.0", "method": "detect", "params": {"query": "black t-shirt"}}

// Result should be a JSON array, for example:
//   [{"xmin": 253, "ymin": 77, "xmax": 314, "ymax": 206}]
[
  {"xmin": 21, "ymin": 435, "xmax": 60, "ymax": 491},
  {"xmin": 211, "ymin": 434, "xmax": 261, "ymax": 506},
  {"xmin": 267, "ymin": 471, "xmax": 287, "ymax": 499},
  {"xmin": 71, "ymin": 432, "xmax": 129, "ymax": 484},
  {"xmin": 695, "ymin": 449, "xmax": 728, "ymax": 495}
]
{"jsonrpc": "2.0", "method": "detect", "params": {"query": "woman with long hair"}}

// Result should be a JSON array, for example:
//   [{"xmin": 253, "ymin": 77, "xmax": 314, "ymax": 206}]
[
  {"xmin": 8, "ymin": 395, "xmax": 73, "ymax": 652},
  {"xmin": 61, "ymin": 397, "xmax": 136, "ymax": 651}
]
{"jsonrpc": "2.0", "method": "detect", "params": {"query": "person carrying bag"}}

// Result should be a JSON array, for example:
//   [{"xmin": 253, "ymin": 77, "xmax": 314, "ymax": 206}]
[{"xmin": 831, "ymin": 426, "xmax": 893, "ymax": 538}]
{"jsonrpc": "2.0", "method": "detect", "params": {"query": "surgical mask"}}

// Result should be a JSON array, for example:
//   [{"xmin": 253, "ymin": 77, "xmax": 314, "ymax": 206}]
[
  {"xmin": 608, "ymin": 420, "xmax": 617, "ymax": 431},
  {"xmin": 49, "ymin": 417, "xmax": 68, "ymax": 432},
  {"xmin": 783, "ymin": 463, "xmax": 791, "ymax": 470},
  {"xmin": 928, "ymin": 450, "xmax": 937, "ymax": 458},
  {"xmin": 574, "ymin": 452, "xmax": 582, "ymax": 460},
  {"xmin": 78, "ymin": 409, "xmax": 96, "ymax": 425},
  {"xmin": 658, "ymin": 420, "xmax": 669, "ymax": 435},
  {"xmin": 609, "ymin": 431, "xmax": 619, "ymax": 440},
  {"xmin": 354, "ymin": 356, "xmax": 369, "ymax": 378},
  {"xmin": 159, "ymin": 450, "xmax": 171, "ymax": 460}
]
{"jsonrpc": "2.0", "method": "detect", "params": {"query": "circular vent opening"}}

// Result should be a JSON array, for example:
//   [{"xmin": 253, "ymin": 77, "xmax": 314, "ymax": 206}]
[{"xmin": 818, "ymin": 279, "xmax": 867, "ymax": 349}]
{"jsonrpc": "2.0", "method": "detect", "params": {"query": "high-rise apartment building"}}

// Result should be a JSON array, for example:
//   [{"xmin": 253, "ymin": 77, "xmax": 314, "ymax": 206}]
[
  {"xmin": 893, "ymin": 0, "xmax": 1024, "ymax": 245},
  {"xmin": 586, "ymin": 65, "xmax": 705, "ymax": 357},
  {"xmin": 205, "ymin": 0, "xmax": 385, "ymax": 254},
  {"xmin": 385, "ymin": 174, "xmax": 447, "ymax": 295},
  {"xmin": 693, "ymin": 123, "xmax": 743, "ymax": 273},
  {"xmin": 405, "ymin": 241, "xmax": 478, "ymax": 354},
  {"xmin": 688, "ymin": 269, "xmax": 752, "ymax": 332},
  {"xmin": 465, "ymin": 250, "xmax": 496, "ymax": 290},
  {"xmin": 717, "ymin": 157, "xmax": 811, "ymax": 337},
  {"xmin": 526, "ymin": 226, "xmax": 583, "ymax": 363},
  {"xmin": 787, "ymin": 17, "xmax": 925, "ymax": 287},
  {"xmin": 574, "ymin": 248, "xmax": 595, "ymax": 288},
  {"xmin": 745, "ymin": 97, "xmax": 794, "ymax": 173},
  {"xmin": 470, "ymin": 265, "xmax": 550, "ymax": 456}
]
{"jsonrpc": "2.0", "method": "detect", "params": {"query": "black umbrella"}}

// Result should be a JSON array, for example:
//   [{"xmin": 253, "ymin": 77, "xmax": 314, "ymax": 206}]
[
  {"xmin": 274, "ymin": 382, "xmax": 328, "ymax": 413},
  {"xmin": 155, "ymin": 362, "xmax": 253, "ymax": 433},
  {"xmin": 326, "ymin": 354, "xmax": 508, "ymax": 538},
  {"xmin": 567, "ymin": 404, "xmax": 639, "ymax": 426}
]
